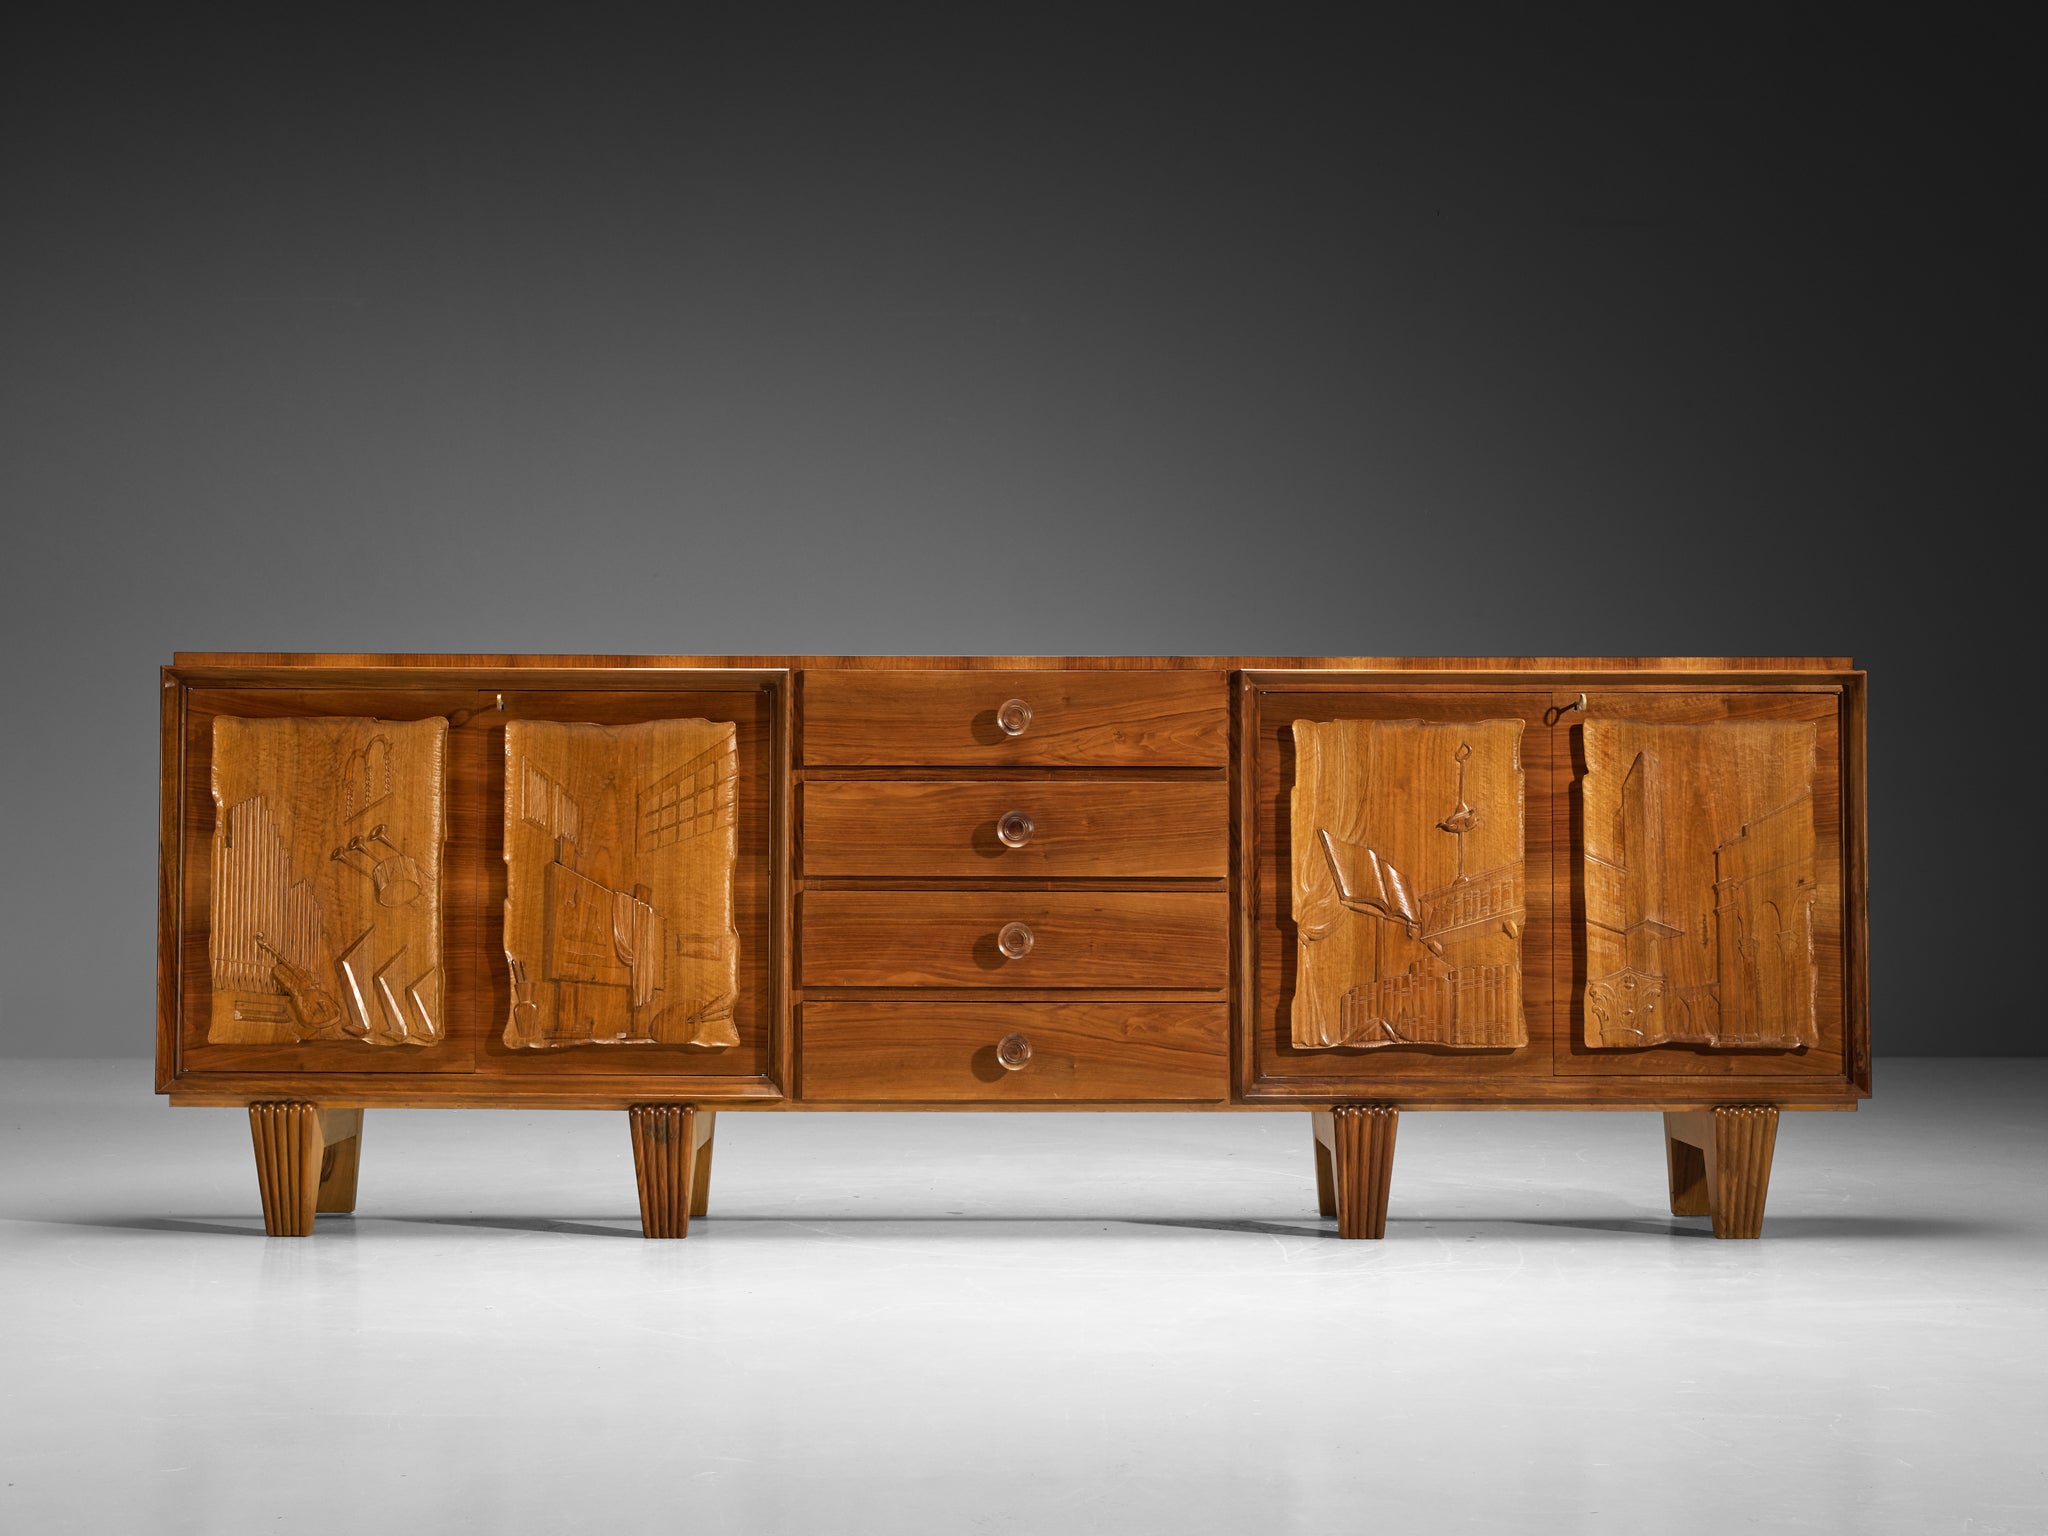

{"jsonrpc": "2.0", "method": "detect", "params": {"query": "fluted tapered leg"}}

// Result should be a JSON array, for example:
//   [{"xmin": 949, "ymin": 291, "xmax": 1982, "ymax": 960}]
[
  {"xmin": 628, "ymin": 1105, "xmax": 699, "ymax": 1238},
  {"xmin": 1322, "ymin": 1104, "xmax": 1398, "ymax": 1239},
  {"xmin": 250, "ymin": 1103, "xmax": 365, "ymax": 1235},
  {"xmin": 1664, "ymin": 1107, "xmax": 1780, "ymax": 1238},
  {"xmin": 248, "ymin": 1102, "xmax": 323, "ymax": 1236}
]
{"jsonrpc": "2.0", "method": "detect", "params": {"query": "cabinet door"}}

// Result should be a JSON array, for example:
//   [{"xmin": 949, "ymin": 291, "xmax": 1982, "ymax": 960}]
[
  {"xmin": 1240, "ymin": 677, "xmax": 1559, "ymax": 1102},
  {"xmin": 172, "ymin": 682, "xmax": 491, "ymax": 1078},
  {"xmin": 1555, "ymin": 688, "xmax": 1857, "ymax": 1085},
  {"xmin": 164, "ymin": 670, "xmax": 791, "ymax": 1101},
  {"xmin": 473, "ymin": 678, "xmax": 790, "ymax": 1099}
]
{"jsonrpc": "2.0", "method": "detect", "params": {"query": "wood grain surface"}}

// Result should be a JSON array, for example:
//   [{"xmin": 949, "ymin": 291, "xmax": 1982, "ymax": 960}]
[
  {"xmin": 800, "ymin": 1002, "xmax": 1229, "ymax": 1101},
  {"xmin": 176, "ymin": 654, "xmax": 1856, "ymax": 674},
  {"xmin": 473, "ymin": 683, "xmax": 789, "ymax": 1089},
  {"xmin": 801, "ymin": 780, "xmax": 1228, "ymax": 879},
  {"xmin": 1665, "ymin": 1106, "xmax": 1779, "ymax": 1237},
  {"xmin": 801, "ymin": 890, "xmax": 1230, "ymax": 988},
  {"xmin": 157, "ymin": 657, "xmax": 1864, "ymax": 1121},
  {"xmin": 247, "ymin": 1102, "xmax": 364, "ymax": 1236},
  {"xmin": 209, "ymin": 716, "xmax": 448, "ymax": 1048},
  {"xmin": 1582, "ymin": 719, "xmax": 1820, "ymax": 1051},
  {"xmin": 1320, "ymin": 1104, "xmax": 1399, "ymax": 1238},
  {"xmin": 1243, "ymin": 688, "xmax": 1558, "ymax": 1098},
  {"xmin": 801, "ymin": 669, "xmax": 1228, "ymax": 766},
  {"xmin": 627, "ymin": 1104, "xmax": 700, "ymax": 1238},
  {"xmin": 1553, "ymin": 691, "xmax": 1846, "ymax": 1081},
  {"xmin": 1289, "ymin": 718, "xmax": 1527, "ymax": 1050},
  {"xmin": 502, "ymin": 718, "xmax": 740, "ymax": 1049}
]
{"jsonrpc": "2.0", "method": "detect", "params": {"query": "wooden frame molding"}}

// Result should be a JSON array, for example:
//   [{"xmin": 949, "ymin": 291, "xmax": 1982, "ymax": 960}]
[{"xmin": 157, "ymin": 657, "xmax": 1864, "ymax": 1240}]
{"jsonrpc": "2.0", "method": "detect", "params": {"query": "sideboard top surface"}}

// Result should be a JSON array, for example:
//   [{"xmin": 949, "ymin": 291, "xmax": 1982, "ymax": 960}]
[{"xmin": 173, "ymin": 653, "xmax": 1858, "ymax": 673}]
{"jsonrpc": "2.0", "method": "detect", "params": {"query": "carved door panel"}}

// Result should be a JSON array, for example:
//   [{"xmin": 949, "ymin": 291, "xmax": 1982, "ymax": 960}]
[
  {"xmin": 1240, "ymin": 678, "xmax": 1559, "ymax": 1102},
  {"xmin": 1555, "ymin": 689, "xmax": 1853, "ymax": 1083},
  {"xmin": 472, "ymin": 679, "xmax": 790, "ymax": 1098},
  {"xmin": 174, "ymin": 684, "xmax": 494, "ymax": 1077},
  {"xmin": 167, "ymin": 671, "xmax": 790, "ymax": 1097}
]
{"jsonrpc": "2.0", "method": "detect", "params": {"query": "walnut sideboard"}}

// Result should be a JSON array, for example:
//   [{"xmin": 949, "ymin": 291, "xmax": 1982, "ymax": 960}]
[{"xmin": 156, "ymin": 655, "xmax": 1868, "ymax": 1240}]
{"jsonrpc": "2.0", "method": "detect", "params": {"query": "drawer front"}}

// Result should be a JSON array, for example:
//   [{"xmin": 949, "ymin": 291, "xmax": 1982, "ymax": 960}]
[
  {"xmin": 800, "ymin": 891, "xmax": 1230, "ymax": 988},
  {"xmin": 802, "ymin": 781, "xmax": 1229, "ymax": 879},
  {"xmin": 801, "ymin": 670, "xmax": 1228, "ymax": 766},
  {"xmin": 801, "ymin": 1002, "xmax": 1229, "ymax": 1101}
]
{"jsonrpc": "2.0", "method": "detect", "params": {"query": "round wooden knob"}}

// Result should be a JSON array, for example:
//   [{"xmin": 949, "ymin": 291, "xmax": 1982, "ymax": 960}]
[
  {"xmin": 996, "ymin": 1033, "xmax": 1033, "ymax": 1070},
  {"xmin": 996, "ymin": 697, "xmax": 1033, "ymax": 737},
  {"xmin": 997, "ymin": 810, "xmax": 1034, "ymax": 848},
  {"xmin": 997, "ymin": 921, "xmax": 1035, "ymax": 959}
]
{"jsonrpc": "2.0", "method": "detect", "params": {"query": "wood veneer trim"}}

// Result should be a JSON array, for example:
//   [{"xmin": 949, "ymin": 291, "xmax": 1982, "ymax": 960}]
[
  {"xmin": 1842, "ymin": 671, "xmax": 1871, "ymax": 1096},
  {"xmin": 156, "ymin": 671, "xmax": 185, "ymax": 1092},
  {"xmin": 174, "ymin": 654, "xmax": 1858, "ymax": 672},
  {"xmin": 798, "ymin": 878, "xmax": 1232, "ymax": 893},
  {"xmin": 772, "ymin": 671, "xmax": 796, "ymax": 1102},
  {"xmin": 797, "ymin": 766, "xmax": 1229, "ymax": 781},
  {"xmin": 796, "ymin": 988, "xmax": 1231, "ymax": 1001},
  {"xmin": 168, "ymin": 1089, "xmax": 1854, "ymax": 1111},
  {"xmin": 1233, "ymin": 670, "xmax": 1258, "ymax": 1103},
  {"xmin": 1247, "ymin": 672, "xmax": 1856, "ymax": 694},
  {"xmin": 167, "ymin": 666, "xmax": 790, "ymax": 694}
]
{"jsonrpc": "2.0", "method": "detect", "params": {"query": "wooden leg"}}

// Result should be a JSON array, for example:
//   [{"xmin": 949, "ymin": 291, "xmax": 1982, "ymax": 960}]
[
  {"xmin": 315, "ymin": 1108, "xmax": 364, "ymax": 1214},
  {"xmin": 1664, "ymin": 1123, "xmax": 1711, "ymax": 1216},
  {"xmin": 250, "ymin": 1104, "xmax": 365, "ymax": 1234},
  {"xmin": 689, "ymin": 1111, "xmax": 716, "ymax": 1219},
  {"xmin": 1663, "ymin": 1107, "xmax": 1780, "ymax": 1238},
  {"xmin": 1311, "ymin": 1111, "xmax": 1338, "ymax": 1218},
  {"xmin": 1324, "ymin": 1104, "xmax": 1398, "ymax": 1239},
  {"xmin": 628, "ymin": 1105, "xmax": 699, "ymax": 1238}
]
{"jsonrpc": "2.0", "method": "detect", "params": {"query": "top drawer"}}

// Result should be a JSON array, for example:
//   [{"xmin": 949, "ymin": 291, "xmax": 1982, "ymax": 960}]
[{"xmin": 801, "ymin": 670, "xmax": 1229, "ymax": 767}]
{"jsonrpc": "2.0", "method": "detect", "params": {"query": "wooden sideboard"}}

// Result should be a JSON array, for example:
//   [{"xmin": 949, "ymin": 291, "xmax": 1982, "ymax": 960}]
[{"xmin": 157, "ymin": 655, "xmax": 1868, "ymax": 1240}]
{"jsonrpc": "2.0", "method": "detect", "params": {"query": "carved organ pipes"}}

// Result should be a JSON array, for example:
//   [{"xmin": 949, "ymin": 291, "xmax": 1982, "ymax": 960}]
[{"xmin": 209, "ymin": 716, "xmax": 448, "ymax": 1046}]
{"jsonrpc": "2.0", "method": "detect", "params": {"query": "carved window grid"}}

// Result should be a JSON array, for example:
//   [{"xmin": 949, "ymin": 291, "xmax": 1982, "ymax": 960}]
[{"xmin": 640, "ymin": 744, "xmax": 735, "ymax": 851}]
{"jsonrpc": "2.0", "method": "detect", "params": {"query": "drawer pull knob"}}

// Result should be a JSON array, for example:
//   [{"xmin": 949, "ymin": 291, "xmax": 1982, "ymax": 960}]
[
  {"xmin": 996, "ymin": 697, "xmax": 1033, "ymax": 737},
  {"xmin": 997, "ymin": 921, "xmax": 1035, "ymax": 959},
  {"xmin": 996, "ymin": 1033, "xmax": 1033, "ymax": 1071},
  {"xmin": 997, "ymin": 810, "xmax": 1035, "ymax": 848}
]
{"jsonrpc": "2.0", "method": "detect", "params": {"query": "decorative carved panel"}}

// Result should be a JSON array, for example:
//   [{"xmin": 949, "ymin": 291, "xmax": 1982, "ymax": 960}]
[
  {"xmin": 209, "ymin": 716, "xmax": 448, "ymax": 1046},
  {"xmin": 1581, "ymin": 720, "xmax": 1819, "ymax": 1050},
  {"xmin": 503, "ymin": 719, "xmax": 740, "ymax": 1049},
  {"xmin": 1289, "ymin": 719, "xmax": 1527, "ymax": 1049}
]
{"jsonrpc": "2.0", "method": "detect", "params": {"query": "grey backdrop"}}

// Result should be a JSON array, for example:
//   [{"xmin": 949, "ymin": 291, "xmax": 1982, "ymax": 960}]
[{"xmin": 1, "ymin": 12, "xmax": 2028, "ymax": 1056}]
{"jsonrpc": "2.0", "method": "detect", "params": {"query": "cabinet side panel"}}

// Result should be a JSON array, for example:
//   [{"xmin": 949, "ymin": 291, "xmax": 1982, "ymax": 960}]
[{"xmin": 157, "ymin": 674, "xmax": 185, "ymax": 1090}]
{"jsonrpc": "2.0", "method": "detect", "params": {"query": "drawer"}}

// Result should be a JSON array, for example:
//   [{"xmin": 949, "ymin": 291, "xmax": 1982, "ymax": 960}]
[
  {"xmin": 801, "ymin": 1002, "xmax": 1229, "ymax": 1101},
  {"xmin": 802, "ymin": 780, "xmax": 1229, "ymax": 878},
  {"xmin": 801, "ymin": 670, "xmax": 1228, "ymax": 766},
  {"xmin": 800, "ymin": 891, "xmax": 1230, "ymax": 988}
]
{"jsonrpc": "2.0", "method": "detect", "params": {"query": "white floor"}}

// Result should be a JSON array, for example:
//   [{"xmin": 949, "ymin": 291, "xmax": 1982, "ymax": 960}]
[{"xmin": 1, "ymin": 1061, "xmax": 2041, "ymax": 1535}]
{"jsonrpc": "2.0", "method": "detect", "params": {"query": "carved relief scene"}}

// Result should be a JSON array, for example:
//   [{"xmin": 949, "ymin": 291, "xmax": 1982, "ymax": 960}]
[
  {"xmin": 503, "ymin": 719, "xmax": 740, "ymax": 1049},
  {"xmin": 1581, "ymin": 720, "xmax": 1819, "ymax": 1050},
  {"xmin": 209, "ymin": 716, "xmax": 448, "ymax": 1046},
  {"xmin": 1290, "ymin": 719, "xmax": 1527, "ymax": 1049}
]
